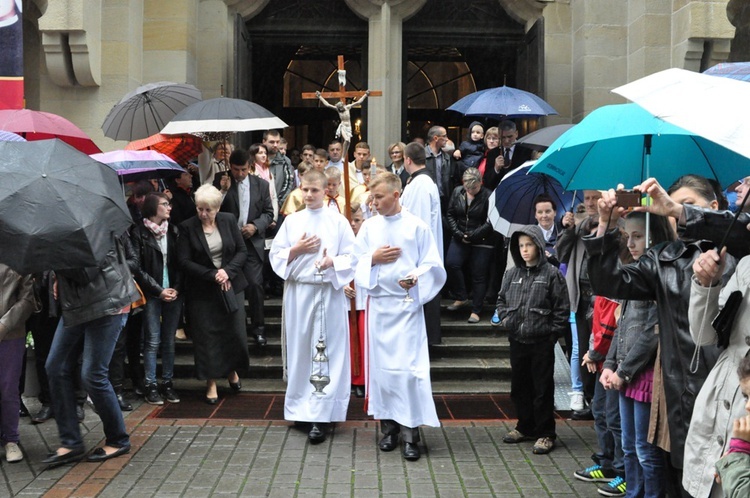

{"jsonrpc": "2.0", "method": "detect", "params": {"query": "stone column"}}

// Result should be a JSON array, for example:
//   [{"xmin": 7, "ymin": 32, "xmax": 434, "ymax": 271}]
[
  {"xmin": 143, "ymin": 0, "xmax": 199, "ymax": 84},
  {"xmin": 346, "ymin": 0, "xmax": 426, "ymax": 162}
]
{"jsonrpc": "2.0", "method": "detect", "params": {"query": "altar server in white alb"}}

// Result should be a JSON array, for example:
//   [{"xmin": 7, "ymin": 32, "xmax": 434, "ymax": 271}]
[
  {"xmin": 354, "ymin": 172, "xmax": 447, "ymax": 462},
  {"xmin": 399, "ymin": 141, "xmax": 444, "ymax": 346},
  {"xmin": 270, "ymin": 169, "xmax": 356, "ymax": 445}
]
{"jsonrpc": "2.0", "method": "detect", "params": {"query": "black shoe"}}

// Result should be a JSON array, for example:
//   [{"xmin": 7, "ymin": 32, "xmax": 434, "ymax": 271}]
[
  {"xmin": 379, "ymin": 434, "xmax": 398, "ymax": 452},
  {"xmin": 228, "ymin": 378, "xmax": 242, "ymax": 393},
  {"xmin": 42, "ymin": 447, "xmax": 85, "ymax": 468},
  {"xmin": 571, "ymin": 408, "xmax": 594, "ymax": 421},
  {"xmin": 19, "ymin": 399, "xmax": 29, "ymax": 417},
  {"xmin": 116, "ymin": 394, "xmax": 133, "ymax": 411},
  {"xmin": 160, "ymin": 381, "xmax": 180, "ymax": 403},
  {"xmin": 403, "ymin": 442, "xmax": 420, "ymax": 461},
  {"xmin": 308, "ymin": 423, "xmax": 326, "ymax": 444},
  {"xmin": 254, "ymin": 333, "xmax": 267, "ymax": 347},
  {"xmin": 205, "ymin": 396, "xmax": 218, "ymax": 405},
  {"xmin": 144, "ymin": 384, "xmax": 164, "ymax": 405},
  {"xmin": 31, "ymin": 405, "xmax": 54, "ymax": 424},
  {"xmin": 86, "ymin": 445, "xmax": 130, "ymax": 463},
  {"xmin": 76, "ymin": 405, "xmax": 85, "ymax": 422},
  {"xmin": 354, "ymin": 386, "xmax": 365, "ymax": 398}
]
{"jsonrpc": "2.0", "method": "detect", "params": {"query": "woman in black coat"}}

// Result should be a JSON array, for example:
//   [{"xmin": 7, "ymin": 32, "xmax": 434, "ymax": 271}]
[
  {"xmin": 445, "ymin": 167, "xmax": 496, "ymax": 323},
  {"xmin": 177, "ymin": 185, "xmax": 249, "ymax": 404}
]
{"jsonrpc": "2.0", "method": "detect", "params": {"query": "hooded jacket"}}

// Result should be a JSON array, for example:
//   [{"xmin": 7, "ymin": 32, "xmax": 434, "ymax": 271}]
[
  {"xmin": 495, "ymin": 225, "xmax": 570, "ymax": 344},
  {"xmin": 457, "ymin": 121, "xmax": 485, "ymax": 170}
]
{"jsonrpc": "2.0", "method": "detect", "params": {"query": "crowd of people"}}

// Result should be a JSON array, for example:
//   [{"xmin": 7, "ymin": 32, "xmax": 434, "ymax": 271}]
[{"xmin": 3, "ymin": 121, "xmax": 750, "ymax": 498}]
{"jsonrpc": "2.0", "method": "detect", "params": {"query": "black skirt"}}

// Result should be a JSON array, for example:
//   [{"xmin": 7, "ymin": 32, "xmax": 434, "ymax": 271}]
[{"xmin": 186, "ymin": 289, "xmax": 249, "ymax": 380}]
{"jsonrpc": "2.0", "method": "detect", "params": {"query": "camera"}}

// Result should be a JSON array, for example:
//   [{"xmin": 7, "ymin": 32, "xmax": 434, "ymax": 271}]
[{"xmin": 615, "ymin": 189, "xmax": 642, "ymax": 209}]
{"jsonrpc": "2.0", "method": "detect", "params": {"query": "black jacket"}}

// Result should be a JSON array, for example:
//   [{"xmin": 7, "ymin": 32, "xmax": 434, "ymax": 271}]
[
  {"xmin": 445, "ymin": 185, "xmax": 495, "ymax": 245},
  {"xmin": 424, "ymin": 145, "xmax": 459, "ymax": 212},
  {"xmin": 482, "ymin": 144, "xmax": 533, "ymax": 191},
  {"xmin": 583, "ymin": 228, "xmax": 722, "ymax": 468},
  {"xmin": 56, "ymin": 236, "xmax": 138, "ymax": 327},
  {"xmin": 495, "ymin": 225, "xmax": 570, "ymax": 344},
  {"xmin": 219, "ymin": 175, "xmax": 274, "ymax": 259},
  {"xmin": 177, "ymin": 213, "xmax": 248, "ymax": 301},
  {"xmin": 130, "ymin": 222, "xmax": 182, "ymax": 298}
]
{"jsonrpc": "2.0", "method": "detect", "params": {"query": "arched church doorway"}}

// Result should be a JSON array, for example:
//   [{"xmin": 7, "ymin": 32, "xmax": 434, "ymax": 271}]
[{"xmin": 244, "ymin": 0, "xmax": 535, "ymax": 152}]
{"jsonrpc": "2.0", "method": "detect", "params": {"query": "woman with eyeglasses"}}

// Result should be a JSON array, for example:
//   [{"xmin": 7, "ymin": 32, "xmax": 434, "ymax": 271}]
[
  {"xmin": 130, "ymin": 192, "xmax": 183, "ymax": 405},
  {"xmin": 387, "ymin": 141, "xmax": 408, "ymax": 188}
]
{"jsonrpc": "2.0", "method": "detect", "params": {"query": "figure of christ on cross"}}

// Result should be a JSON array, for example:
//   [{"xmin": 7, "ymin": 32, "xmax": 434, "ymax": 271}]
[{"xmin": 315, "ymin": 90, "xmax": 370, "ymax": 144}]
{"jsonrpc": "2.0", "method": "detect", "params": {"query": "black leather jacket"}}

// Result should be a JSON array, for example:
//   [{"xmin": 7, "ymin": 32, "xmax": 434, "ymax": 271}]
[
  {"xmin": 445, "ymin": 185, "xmax": 496, "ymax": 245},
  {"xmin": 131, "ymin": 223, "xmax": 182, "ymax": 298},
  {"xmin": 583, "ymin": 228, "xmax": 722, "ymax": 469},
  {"xmin": 56, "ymin": 237, "xmax": 138, "ymax": 328}
]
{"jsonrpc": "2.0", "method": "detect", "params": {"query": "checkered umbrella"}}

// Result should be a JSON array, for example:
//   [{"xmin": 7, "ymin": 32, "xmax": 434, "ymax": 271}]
[{"xmin": 125, "ymin": 133, "xmax": 203, "ymax": 166}]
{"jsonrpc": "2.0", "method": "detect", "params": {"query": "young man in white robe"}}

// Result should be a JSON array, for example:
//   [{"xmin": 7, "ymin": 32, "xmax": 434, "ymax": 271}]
[
  {"xmin": 269, "ymin": 169, "xmax": 356, "ymax": 444},
  {"xmin": 354, "ymin": 173, "xmax": 447, "ymax": 461},
  {"xmin": 400, "ymin": 141, "xmax": 444, "ymax": 345}
]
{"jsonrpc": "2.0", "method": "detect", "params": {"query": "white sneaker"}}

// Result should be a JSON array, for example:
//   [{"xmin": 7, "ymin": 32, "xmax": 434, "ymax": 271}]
[
  {"xmin": 5, "ymin": 442, "xmax": 23, "ymax": 463},
  {"xmin": 569, "ymin": 391, "xmax": 585, "ymax": 411}
]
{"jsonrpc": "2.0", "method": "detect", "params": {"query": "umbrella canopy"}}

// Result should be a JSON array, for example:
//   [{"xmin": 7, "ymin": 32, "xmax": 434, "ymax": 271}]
[
  {"xmin": 0, "ymin": 130, "xmax": 24, "ymax": 142},
  {"xmin": 515, "ymin": 124, "xmax": 574, "ymax": 151},
  {"xmin": 447, "ymin": 86, "xmax": 558, "ymax": 119},
  {"xmin": 160, "ymin": 97, "xmax": 287, "ymax": 135},
  {"xmin": 488, "ymin": 162, "xmax": 582, "ymax": 237},
  {"xmin": 613, "ymin": 68, "xmax": 750, "ymax": 162},
  {"xmin": 0, "ymin": 139, "xmax": 132, "ymax": 274},
  {"xmin": 528, "ymin": 103, "xmax": 750, "ymax": 190},
  {"xmin": 0, "ymin": 109, "xmax": 101, "ymax": 154},
  {"xmin": 102, "ymin": 82, "xmax": 202, "ymax": 141},
  {"xmin": 125, "ymin": 132, "xmax": 203, "ymax": 166},
  {"xmin": 703, "ymin": 62, "xmax": 750, "ymax": 82},
  {"xmin": 91, "ymin": 150, "xmax": 185, "ymax": 181}
]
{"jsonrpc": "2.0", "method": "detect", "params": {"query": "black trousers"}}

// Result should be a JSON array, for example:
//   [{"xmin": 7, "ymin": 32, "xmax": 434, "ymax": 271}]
[
  {"xmin": 245, "ymin": 248, "xmax": 265, "ymax": 332},
  {"xmin": 26, "ymin": 305, "xmax": 60, "ymax": 405},
  {"xmin": 575, "ymin": 294, "xmax": 596, "ymax": 401},
  {"xmin": 381, "ymin": 420, "xmax": 420, "ymax": 443},
  {"xmin": 509, "ymin": 337, "xmax": 556, "ymax": 439},
  {"xmin": 110, "ymin": 311, "xmax": 142, "ymax": 388}
]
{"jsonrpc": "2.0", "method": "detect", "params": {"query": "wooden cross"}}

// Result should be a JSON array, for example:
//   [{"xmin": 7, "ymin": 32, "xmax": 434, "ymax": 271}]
[{"xmin": 301, "ymin": 55, "xmax": 382, "ymax": 219}]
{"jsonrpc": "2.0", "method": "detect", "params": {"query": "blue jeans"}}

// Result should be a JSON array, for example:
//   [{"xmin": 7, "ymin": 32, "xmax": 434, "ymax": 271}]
[
  {"xmin": 592, "ymin": 373, "xmax": 623, "ymax": 473},
  {"xmin": 46, "ymin": 314, "xmax": 130, "ymax": 450},
  {"xmin": 569, "ymin": 312, "xmax": 583, "ymax": 393},
  {"xmin": 620, "ymin": 393, "xmax": 665, "ymax": 497},
  {"xmin": 143, "ymin": 295, "xmax": 183, "ymax": 385},
  {"xmin": 445, "ymin": 241, "xmax": 492, "ymax": 314}
]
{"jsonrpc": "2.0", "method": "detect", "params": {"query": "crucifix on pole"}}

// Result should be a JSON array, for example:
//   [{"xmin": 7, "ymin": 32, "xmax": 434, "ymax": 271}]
[{"xmin": 302, "ymin": 55, "xmax": 382, "ymax": 220}]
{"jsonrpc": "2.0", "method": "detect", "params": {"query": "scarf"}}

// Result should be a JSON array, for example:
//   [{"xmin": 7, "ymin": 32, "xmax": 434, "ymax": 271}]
[{"xmin": 143, "ymin": 218, "xmax": 169, "ymax": 240}]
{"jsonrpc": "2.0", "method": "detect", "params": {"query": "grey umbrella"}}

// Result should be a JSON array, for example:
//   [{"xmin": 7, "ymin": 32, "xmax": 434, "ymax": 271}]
[
  {"xmin": 160, "ymin": 96, "xmax": 287, "ymax": 135},
  {"xmin": 102, "ymin": 82, "xmax": 202, "ymax": 141},
  {"xmin": 0, "ymin": 139, "xmax": 133, "ymax": 274},
  {"xmin": 515, "ymin": 124, "xmax": 574, "ymax": 151}
]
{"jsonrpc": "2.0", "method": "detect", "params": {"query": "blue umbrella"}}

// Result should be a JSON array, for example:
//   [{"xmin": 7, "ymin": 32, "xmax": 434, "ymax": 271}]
[
  {"xmin": 90, "ymin": 150, "xmax": 185, "ymax": 182},
  {"xmin": 528, "ymin": 103, "xmax": 750, "ymax": 190},
  {"xmin": 488, "ymin": 162, "xmax": 582, "ymax": 237},
  {"xmin": 447, "ymin": 86, "xmax": 557, "ymax": 119},
  {"xmin": 703, "ymin": 62, "xmax": 750, "ymax": 82}
]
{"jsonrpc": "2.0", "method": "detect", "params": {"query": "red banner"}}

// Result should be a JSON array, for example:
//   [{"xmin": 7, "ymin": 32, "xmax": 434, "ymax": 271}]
[{"xmin": 0, "ymin": 1, "xmax": 24, "ymax": 109}]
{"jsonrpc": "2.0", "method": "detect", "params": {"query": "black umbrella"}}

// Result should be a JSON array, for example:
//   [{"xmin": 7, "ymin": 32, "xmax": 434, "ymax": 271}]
[
  {"xmin": 0, "ymin": 139, "xmax": 133, "ymax": 274},
  {"xmin": 160, "ymin": 96, "xmax": 287, "ymax": 136}
]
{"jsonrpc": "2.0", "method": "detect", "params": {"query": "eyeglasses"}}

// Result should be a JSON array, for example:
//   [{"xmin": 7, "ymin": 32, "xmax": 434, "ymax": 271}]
[{"xmin": 158, "ymin": 202, "xmax": 171, "ymax": 207}]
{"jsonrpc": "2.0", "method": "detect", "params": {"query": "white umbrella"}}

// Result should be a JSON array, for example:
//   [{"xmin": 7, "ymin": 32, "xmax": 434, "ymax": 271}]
[
  {"xmin": 102, "ymin": 82, "xmax": 202, "ymax": 141},
  {"xmin": 612, "ymin": 68, "xmax": 750, "ymax": 161}
]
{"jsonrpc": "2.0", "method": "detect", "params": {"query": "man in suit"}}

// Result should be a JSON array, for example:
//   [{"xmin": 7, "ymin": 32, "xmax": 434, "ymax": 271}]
[
  {"xmin": 219, "ymin": 149, "xmax": 275, "ymax": 346},
  {"xmin": 483, "ymin": 120, "xmax": 533, "ymax": 191}
]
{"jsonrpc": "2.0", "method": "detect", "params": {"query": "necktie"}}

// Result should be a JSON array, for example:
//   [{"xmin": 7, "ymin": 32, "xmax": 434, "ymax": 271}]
[
  {"xmin": 503, "ymin": 147, "xmax": 511, "ymax": 165},
  {"xmin": 238, "ymin": 181, "xmax": 249, "ymax": 227}
]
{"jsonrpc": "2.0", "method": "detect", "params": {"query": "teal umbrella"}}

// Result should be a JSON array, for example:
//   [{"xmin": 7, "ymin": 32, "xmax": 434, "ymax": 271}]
[{"xmin": 528, "ymin": 103, "xmax": 750, "ymax": 190}]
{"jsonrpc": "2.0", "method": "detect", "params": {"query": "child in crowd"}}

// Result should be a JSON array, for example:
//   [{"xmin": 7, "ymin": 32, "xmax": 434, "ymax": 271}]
[
  {"xmin": 715, "ymin": 355, "xmax": 750, "ymax": 498},
  {"xmin": 281, "ymin": 162, "xmax": 311, "ymax": 216},
  {"xmin": 453, "ymin": 121, "xmax": 485, "ymax": 170},
  {"xmin": 324, "ymin": 167, "xmax": 345, "ymax": 213},
  {"xmin": 496, "ymin": 225, "xmax": 569, "ymax": 455},
  {"xmin": 313, "ymin": 149, "xmax": 328, "ymax": 172},
  {"xmin": 595, "ymin": 211, "xmax": 673, "ymax": 498},
  {"xmin": 344, "ymin": 202, "xmax": 366, "ymax": 398},
  {"xmin": 269, "ymin": 169, "xmax": 356, "ymax": 444}
]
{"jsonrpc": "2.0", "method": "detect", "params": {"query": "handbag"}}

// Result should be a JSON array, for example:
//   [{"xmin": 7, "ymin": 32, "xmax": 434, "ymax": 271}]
[
  {"xmin": 711, "ymin": 290, "xmax": 743, "ymax": 349},
  {"xmin": 131, "ymin": 280, "xmax": 147, "ymax": 309},
  {"xmin": 221, "ymin": 287, "xmax": 239, "ymax": 314}
]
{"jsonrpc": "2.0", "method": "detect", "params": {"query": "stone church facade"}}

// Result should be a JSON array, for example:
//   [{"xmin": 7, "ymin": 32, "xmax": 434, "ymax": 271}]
[{"xmin": 20, "ymin": 0, "xmax": 739, "ymax": 159}]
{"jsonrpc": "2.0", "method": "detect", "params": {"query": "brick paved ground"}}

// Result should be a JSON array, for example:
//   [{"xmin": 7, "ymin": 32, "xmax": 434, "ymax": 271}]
[{"xmin": 2, "ymin": 396, "xmax": 601, "ymax": 498}]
